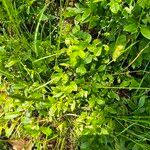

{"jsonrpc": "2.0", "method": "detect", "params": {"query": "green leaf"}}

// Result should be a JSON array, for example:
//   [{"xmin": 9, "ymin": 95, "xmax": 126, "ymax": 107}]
[
  {"xmin": 71, "ymin": 101, "xmax": 76, "ymax": 111},
  {"xmin": 22, "ymin": 117, "xmax": 33, "ymax": 125},
  {"xmin": 124, "ymin": 23, "xmax": 138, "ymax": 33},
  {"xmin": 108, "ymin": 92, "xmax": 120, "ymax": 100},
  {"xmin": 87, "ymin": 44, "xmax": 102, "ymax": 57},
  {"xmin": 41, "ymin": 14, "xmax": 48, "ymax": 21},
  {"xmin": 24, "ymin": 125, "xmax": 40, "ymax": 137},
  {"xmin": 80, "ymin": 141, "xmax": 90, "ymax": 149},
  {"xmin": 5, "ymin": 60, "xmax": 18, "ymax": 68},
  {"xmin": 41, "ymin": 127, "xmax": 52, "ymax": 136},
  {"xmin": 72, "ymin": 25, "xmax": 80, "ymax": 34},
  {"xmin": 53, "ymin": 92, "xmax": 63, "ymax": 98},
  {"xmin": 4, "ymin": 112, "xmax": 21, "ymax": 119},
  {"xmin": 110, "ymin": 2, "xmax": 120, "ymax": 14},
  {"xmin": 66, "ymin": 81, "xmax": 78, "ymax": 93},
  {"xmin": 64, "ymin": 7, "xmax": 82, "ymax": 18},
  {"xmin": 112, "ymin": 45, "xmax": 125, "ymax": 61},
  {"xmin": 98, "ymin": 65, "xmax": 106, "ymax": 72},
  {"xmin": 70, "ymin": 56, "xmax": 77, "ymax": 66},
  {"xmin": 112, "ymin": 35, "xmax": 126, "ymax": 61},
  {"xmin": 85, "ymin": 54, "xmax": 93, "ymax": 64},
  {"xmin": 104, "ymin": 106, "xmax": 117, "ymax": 114},
  {"xmin": 93, "ymin": 46, "xmax": 102, "ymax": 57},
  {"xmin": 76, "ymin": 64, "xmax": 87, "ymax": 75},
  {"xmin": 116, "ymin": 34, "xmax": 127, "ymax": 45},
  {"xmin": 140, "ymin": 26, "xmax": 150, "ymax": 40},
  {"xmin": 89, "ymin": 98, "xmax": 95, "ymax": 108},
  {"xmin": 120, "ymin": 80, "xmax": 130, "ymax": 87},
  {"xmin": 101, "ymin": 128, "xmax": 109, "ymax": 135},
  {"xmin": 0, "ymin": 46, "xmax": 5, "ymax": 53},
  {"xmin": 5, "ymin": 124, "xmax": 16, "ymax": 137},
  {"xmin": 137, "ymin": 0, "xmax": 150, "ymax": 8},
  {"xmin": 82, "ymin": 9, "xmax": 91, "ymax": 22},
  {"xmin": 130, "ymin": 79, "xmax": 139, "ymax": 87},
  {"xmin": 77, "ymin": 32, "xmax": 92, "ymax": 43},
  {"xmin": 97, "ymin": 98, "xmax": 105, "ymax": 105},
  {"xmin": 138, "ymin": 96, "xmax": 146, "ymax": 107},
  {"xmin": 93, "ymin": 0, "xmax": 104, "ymax": 2}
]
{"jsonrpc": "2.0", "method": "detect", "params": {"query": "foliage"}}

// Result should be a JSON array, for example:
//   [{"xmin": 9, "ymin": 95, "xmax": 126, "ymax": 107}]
[{"xmin": 0, "ymin": 0, "xmax": 150, "ymax": 149}]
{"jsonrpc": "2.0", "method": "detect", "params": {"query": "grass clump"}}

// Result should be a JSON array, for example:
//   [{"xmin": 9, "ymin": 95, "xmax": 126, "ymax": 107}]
[{"xmin": 0, "ymin": 0, "xmax": 150, "ymax": 149}]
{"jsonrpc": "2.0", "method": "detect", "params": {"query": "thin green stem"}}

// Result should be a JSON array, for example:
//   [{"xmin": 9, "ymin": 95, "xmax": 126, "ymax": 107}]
[{"xmin": 34, "ymin": 3, "xmax": 50, "ymax": 56}]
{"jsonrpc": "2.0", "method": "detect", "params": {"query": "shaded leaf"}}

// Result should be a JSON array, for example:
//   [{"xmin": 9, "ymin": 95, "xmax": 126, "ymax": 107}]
[{"xmin": 138, "ymin": 96, "xmax": 146, "ymax": 107}]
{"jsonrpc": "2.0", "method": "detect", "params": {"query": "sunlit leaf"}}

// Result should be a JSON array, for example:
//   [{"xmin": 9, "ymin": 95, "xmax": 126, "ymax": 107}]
[
  {"xmin": 137, "ymin": 0, "xmax": 150, "ymax": 8},
  {"xmin": 97, "ymin": 98, "xmax": 105, "ymax": 105},
  {"xmin": 124, "ymin": 23, "xmax": 138, "ymax": 33},
  {"xmin": 82, "ymin": 9, "xmax": 91, "ymax": 22},
  {"xmin": 4, "ymin": 112, "xmax": 21, "ymax": 119},
  {"xmin": 5, "ymin": 60, "xmax": 18, "ymax": 68},
  {"xmin": 93, "ymin": 0, "xmax": 104, "ymax": 2},
  {"xmin": 101, "ymin": 128, "xmax": 109, "ymax": 135},
  {"xmin": 41, "ymin": 127, "xmax": 52, "ymax": 136},
  {"xmin": 140, "ymin": 26, "xmax": 150, "ymax": 40},
  {"xmin": 110, "ymin": 2, "xmax": 120, "ymax": 14},
  {"xmin": 112, "ymin": 35, "xmax": 126, "ymax": 61},
  {"xmin": 71, "ymin": 100, "xmax": 76, "ymax": 111},
  {"xmin": 76, "ymin": 64, "xmax": 87, "ymax": 75},
  {"xmin": 112, "ymin": 45, "xmax": 124, "ymax": 61}
]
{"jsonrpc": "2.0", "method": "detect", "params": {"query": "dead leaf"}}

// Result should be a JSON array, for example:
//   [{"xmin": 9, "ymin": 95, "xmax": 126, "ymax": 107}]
[{"xmin": 8, "ymin": 139, "xmax": 33, "ymax": 150}]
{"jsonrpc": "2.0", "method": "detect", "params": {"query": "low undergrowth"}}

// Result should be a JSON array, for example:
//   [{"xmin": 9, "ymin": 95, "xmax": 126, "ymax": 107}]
[{"xmin": 0, "ymin": 0, "xmax": 150, "ymax": 149}]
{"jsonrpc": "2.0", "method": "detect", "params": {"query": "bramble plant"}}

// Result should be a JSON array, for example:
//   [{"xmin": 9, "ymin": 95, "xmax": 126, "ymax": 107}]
[{"xmin": 0, "ymin": 0, "xmax": 150, "ymax": 149}]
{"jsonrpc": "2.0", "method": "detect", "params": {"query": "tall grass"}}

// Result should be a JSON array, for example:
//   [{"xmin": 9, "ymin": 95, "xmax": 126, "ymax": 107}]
[{"xmin": 0, "ymin": 0, "xmax": 150, "ymax": 149}]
